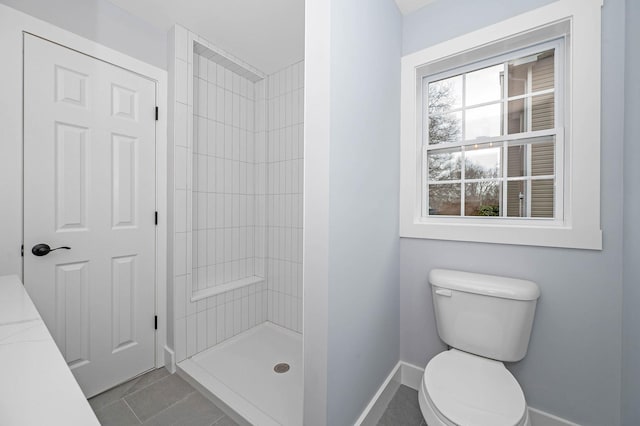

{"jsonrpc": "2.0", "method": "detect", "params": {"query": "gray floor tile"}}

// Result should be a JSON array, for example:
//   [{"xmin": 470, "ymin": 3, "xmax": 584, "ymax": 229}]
[
  {"xmin": 377, "ymin": 385, "xmax": 423, "ymax": 426},
  {"xmin": 89, "ymin": 369, "xmax": 239, "ymax": 426},
  {"xmin": 126, "ymin": 367, "xmax": 171, "ymax": 395},
  {"xmin": 143, "ymin": 392, "xmax": 226, "ymax": 426},
  {"xmin": 89, "ymin": 368, "xmax": 170, "ymax": 411},
  {"xmin": 124, "ymin": 374, "xmax": 196, "ymax": 421},
  {"xmin": 377, "ymin": 408, "xmax": 424, "ymax": 426},
  {"xmin": 94, "ymin": 399, "xmax": 141, "ymax": 426},
  {"xmin": 89, "ymin": 379, "xmax": 136, "ymax": 411},
  {"xmin": 389, "ymin": 385, "xmax": 420, "ymax": 410},
  {"xmin": 211, "ymin": 416, "xmax": 239, "ymax": 426}
]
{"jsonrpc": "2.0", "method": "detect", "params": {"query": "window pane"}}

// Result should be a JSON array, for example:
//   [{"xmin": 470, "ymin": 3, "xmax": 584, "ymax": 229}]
[
  {"xmin": 465, "ymin": 64, "xmax": 503, "ymax": 106},
  {"xmin": 506, "ymin": 180, "xmax": 527, "ymax": 217},
  {"xmin": 428, "ymin": 149, "xmax": 462, "ymax": 181},
  {"xmin": 531, "ymin": 93, "xmax": 554, "ymax": 131},
  {"xmin": 531, "ymin": 50, "xmax": 555, "ymax": 92},
  {"xmin": 531, "ymin": 140, "xmax": 554, "ymax": 176},
  {"xmin": 465, "ymin": 103, "xmax": 502, "ymax": 140},
  {"xmin": 465, "ymin": 143, "xmax": 501, "ymax": 179},
  {"xmin": 428, "ymin": 111, "xmax": 462, "ymax": 144},
  {"xmin": 508, "ymin": 49, "xmax": 555, "ymax": 97},
  {"xmin": 427, "ymin": 75, "xmax": 463, "ymax": 114},
  {"xmin": 508, "ymin": 62, "xmax": 528, "ymax": 97},
  {"xmin": 429, "ymin": 183, "xmax": 461, "ymax": 216},
  {"xmin": 507, "ymin": 93, "xmax": 554, "ymax": 134},
  {"xmin": 507, "ymin": 98, "xmax": 526, "ymax": 134},
  {"xmin": 507, "ymin": 137, "xmax": 555, "ymax": 177},
  {"xmin": 531, "ymin": 179, "xmax": 554, "ymax": 217},
  {"xmin": 507, "ymin": 144, "xmax": 526, "ymax": 177},
  {"xmin": 465, "ymin": 181, "xmax": 501, "ymax": 216}
]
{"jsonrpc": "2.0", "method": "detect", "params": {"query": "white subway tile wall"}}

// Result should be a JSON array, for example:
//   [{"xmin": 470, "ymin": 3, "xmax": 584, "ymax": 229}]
[
  {"xmin": 171, "ymin": 27, "xmax": 304, "ymax": 362},
  {"xmin": 171, "ymin": 27, "xmax": 269, "ymax": 362},
  {"xmin": 191, "ymin": 52, "xmax": 261, "ymax": 292},
  {"xmin": 266, "ymin": 61, "xmax": 304, "ymax": 333}
]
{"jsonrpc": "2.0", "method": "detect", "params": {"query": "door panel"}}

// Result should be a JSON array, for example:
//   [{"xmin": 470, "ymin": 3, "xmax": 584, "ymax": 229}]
[
  {"xmin": 55, "ymin": 122, "xmax": 89, "ymax": 231},
  {"xmin": 112, "ymin": 134, "xmax": 138, "ymax": 228},
  {"xmin": 111, "ymin": 254, "xmax": 137, "ymax": 352},
  {"xmin": 23, "ymin": 34, "xmax": 157, "ymax": 398},
  {"xmin": 55, "ymin": 261, "xmax": 90, "ymax": 368}
]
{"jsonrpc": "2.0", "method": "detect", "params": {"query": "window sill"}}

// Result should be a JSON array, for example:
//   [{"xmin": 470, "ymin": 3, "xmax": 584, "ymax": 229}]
[{"xmin": 399, "ymin": 220, "xmax": 602, "ymax": 250}]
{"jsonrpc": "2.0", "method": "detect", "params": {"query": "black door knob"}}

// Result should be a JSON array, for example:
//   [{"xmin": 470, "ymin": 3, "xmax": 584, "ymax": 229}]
[{"xmin": 31, "ymin": 244, "xmax": 71, "ymax": 256}]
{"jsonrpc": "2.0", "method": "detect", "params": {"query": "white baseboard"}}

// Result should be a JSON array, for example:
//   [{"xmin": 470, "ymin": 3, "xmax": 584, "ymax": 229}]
[
  {"xmin": 354, "ymin": 360, "xmax": 582, "ymax": 426},
  {"xmin": 354, "ymin": 363, "xmax": 402, "ymax": 426},
  {"xmin": 399, "ymin": 361, "xmax": 424, "ymax": 391},
  {"xmin": 164, "ymin": 346, "xmax": 176, "ymax": 374}
]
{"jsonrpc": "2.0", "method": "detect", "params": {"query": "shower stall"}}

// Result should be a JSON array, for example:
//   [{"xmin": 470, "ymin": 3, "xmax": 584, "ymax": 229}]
[{"xmin": 168, "ymin": 26, "xmax": 304, "ymax": 425}]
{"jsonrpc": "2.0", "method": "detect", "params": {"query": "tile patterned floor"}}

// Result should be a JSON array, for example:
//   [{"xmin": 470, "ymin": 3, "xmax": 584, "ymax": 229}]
[
  {"xmin": 89, "ymin": 370, "xmax": 423, "ymax": 426},
  {"xmin": 377, "ymin": 385, "xmax": 426, "ymax": 426},
  {"xmin": 88, "ymin": 368, "xmax": 238, "ymax": 426}
]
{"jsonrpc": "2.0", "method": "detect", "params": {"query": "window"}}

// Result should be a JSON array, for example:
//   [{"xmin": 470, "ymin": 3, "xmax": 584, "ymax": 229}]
[
  {"xmin": 423, "ymin": 43, "xmax": 562, "ymax": 219},
  {"xmin": 400, "ymin": 0, "xmax": 603, "ymax": 249}
]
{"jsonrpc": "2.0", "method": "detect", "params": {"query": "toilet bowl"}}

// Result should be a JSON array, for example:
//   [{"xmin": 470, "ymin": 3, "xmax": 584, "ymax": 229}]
[
  {"xmin": 418, "ymin": 349, "xmax": 530, "ymax": 426},
  {"xmin": 419, "ymin": 269, "xmax": 540, "ymax": 426}
]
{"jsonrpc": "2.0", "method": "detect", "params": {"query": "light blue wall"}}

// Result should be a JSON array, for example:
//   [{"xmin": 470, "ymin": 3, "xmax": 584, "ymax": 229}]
[
  {"xmin": 0, "ymin": 0, "xmax": 166, "ymax": 69},
  {"xmin": 403, "ymin": 0, "xmax": 554, "ymax": 56},
  {"xmin": 622, "ymin": 0, "xmax": 640, "ymax": 423},
  {"xmin": 327, "ymin": 0, "xmax": 402, "ymax": 424},
  {"xmin": 401, "ymin": 1, "xmax": 625, "ymax": 425}
]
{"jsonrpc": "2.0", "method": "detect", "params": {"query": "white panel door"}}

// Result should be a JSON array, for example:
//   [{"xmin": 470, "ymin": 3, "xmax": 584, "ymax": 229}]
[{"xmin": 23, "ymin": 34, "xmax": 157, "ymax": 398}]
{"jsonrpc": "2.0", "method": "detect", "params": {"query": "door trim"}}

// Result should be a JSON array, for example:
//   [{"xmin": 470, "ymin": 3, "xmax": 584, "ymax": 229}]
[{"xmin": 0, "ymin": 3, "xmax": 168, "ymax": 370}]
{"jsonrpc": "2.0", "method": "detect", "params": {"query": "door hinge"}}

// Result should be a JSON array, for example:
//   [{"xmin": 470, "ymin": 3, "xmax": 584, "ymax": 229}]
[
  {"xmin": 154, "ymin": 315, "xmax": 158, "ymax": 330},
  {"xmin": 21, "ymin": 244, "xmax": 23, "ymax": 257},
  {"xmin": 155, "ymin": 211, "xmax": 158, "ymax": 225},
  {"xmin": 155, "ymin": 106, "xmax": 159, "ymax": 121}
]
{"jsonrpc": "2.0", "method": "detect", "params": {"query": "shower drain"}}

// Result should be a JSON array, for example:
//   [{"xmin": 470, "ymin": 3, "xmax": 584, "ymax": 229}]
[{"xmin": 274, "ymin": 363, "xmax": 290, "ymax": 373}]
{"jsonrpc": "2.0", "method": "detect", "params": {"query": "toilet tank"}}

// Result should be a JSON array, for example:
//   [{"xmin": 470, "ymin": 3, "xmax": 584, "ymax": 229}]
[{"xmin": 429, "ymin": 269, "xmax": 540, "ymax": 362}]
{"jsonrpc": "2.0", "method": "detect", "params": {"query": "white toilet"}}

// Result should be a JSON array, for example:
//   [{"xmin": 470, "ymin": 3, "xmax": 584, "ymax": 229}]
[{"xmin": 419, "ymin": 269, "xmax": 540, "ymax": 426}]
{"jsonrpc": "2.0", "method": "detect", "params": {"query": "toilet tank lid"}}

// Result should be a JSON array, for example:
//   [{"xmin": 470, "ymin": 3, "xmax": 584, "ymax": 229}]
[{"xmin": 429, "ymin": 269, "xmax": 540, "ymax": 301}]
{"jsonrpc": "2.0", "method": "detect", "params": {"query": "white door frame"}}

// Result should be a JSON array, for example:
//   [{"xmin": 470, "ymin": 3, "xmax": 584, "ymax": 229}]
[{"xmin": 0, "ymin": 3, "xmax": 168, "ymax": 370}]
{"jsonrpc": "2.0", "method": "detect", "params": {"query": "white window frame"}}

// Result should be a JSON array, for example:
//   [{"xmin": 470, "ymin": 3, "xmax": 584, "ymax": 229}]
[
  {"xmin": 420, "ymin": 39, "xmax": 564, "ymax": 221},
  {"xmin": 399, "ymin": 0, "xmax": 603, "ymax": 250}
]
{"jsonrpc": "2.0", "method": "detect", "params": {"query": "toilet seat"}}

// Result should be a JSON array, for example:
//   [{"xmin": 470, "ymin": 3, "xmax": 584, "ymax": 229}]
[{"xmin": 419, "ymin": 349, "xmax": 528, "ymax": 426}]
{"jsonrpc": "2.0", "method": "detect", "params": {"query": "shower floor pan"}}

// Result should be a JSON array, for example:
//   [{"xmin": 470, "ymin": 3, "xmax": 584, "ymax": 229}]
[{"xmin": 178, "ymin": 322, "xmax": 303, "ymax": 426}]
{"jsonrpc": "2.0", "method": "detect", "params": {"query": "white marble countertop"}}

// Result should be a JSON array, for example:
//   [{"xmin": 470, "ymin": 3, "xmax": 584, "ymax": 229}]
[{"xmin": 0, "ymin": 275, "xmax": 100, "ymax": 426}]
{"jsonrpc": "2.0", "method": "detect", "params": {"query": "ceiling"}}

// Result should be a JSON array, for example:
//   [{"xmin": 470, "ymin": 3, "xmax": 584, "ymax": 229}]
[
  {"xmin": 108, "ymin": 0, "xmax": 305, "ymax": 75},
  {"xmin": 108, "ymin": 0, "xmax": 436, "ymax": 74}
]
